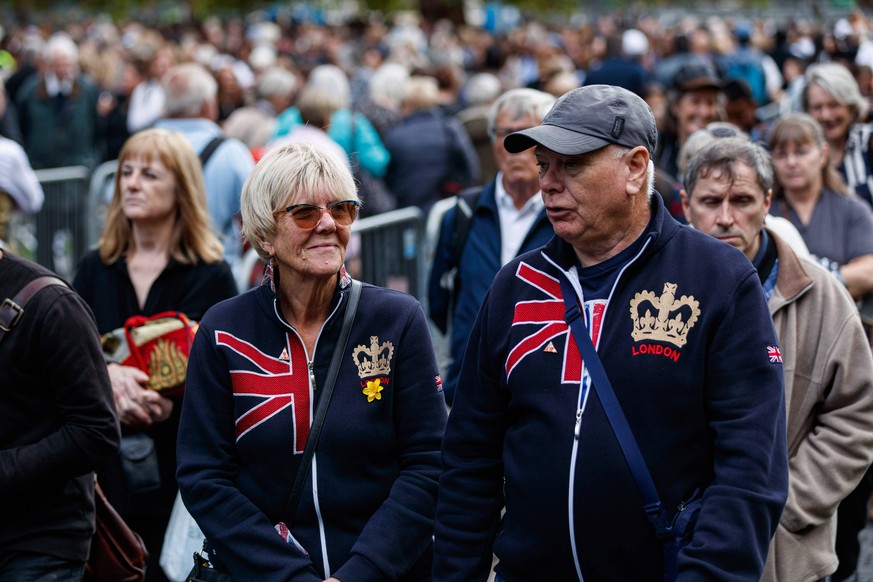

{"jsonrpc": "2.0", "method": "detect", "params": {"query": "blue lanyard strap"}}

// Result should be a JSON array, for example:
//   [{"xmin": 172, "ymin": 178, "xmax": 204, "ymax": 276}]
[{"xmin": 557, "ymin": 275, "xmax": 672, "ymax": 538}]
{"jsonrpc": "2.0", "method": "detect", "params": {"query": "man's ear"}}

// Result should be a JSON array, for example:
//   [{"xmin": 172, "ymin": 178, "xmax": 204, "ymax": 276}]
[
  {"xmin": 625, "ymin": 146, "xmax": 649, "ymax": 196},
  {"xmin": 201, "ymin": 97, "xmax": 219, "ymax": 121},
  {"xmin": 680, "ymin": 188, "xmax": 693, "ymax": 224}
]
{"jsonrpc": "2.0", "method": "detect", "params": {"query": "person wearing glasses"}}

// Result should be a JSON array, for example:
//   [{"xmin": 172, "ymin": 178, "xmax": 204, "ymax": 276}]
[
  {"xmin": 428, "ymin": 88, "xmax": 556, "ymax": 406},
  {"xmin": 177, "ymin": 143, "xmax": 447, "ymax": 581}
]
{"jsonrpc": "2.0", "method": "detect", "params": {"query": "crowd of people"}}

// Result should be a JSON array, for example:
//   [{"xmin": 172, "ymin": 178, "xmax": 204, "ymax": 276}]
[{"xmin": 3, "ymin": 6, "xmax": 873, "ymax": 582}]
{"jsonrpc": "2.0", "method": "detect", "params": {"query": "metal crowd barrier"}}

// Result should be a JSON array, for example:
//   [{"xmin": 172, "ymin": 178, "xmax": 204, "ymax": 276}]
[
  {"xmin": 14, "ymin": 166, "xmax": 92, "ymax": 281},
  {"xmin": 349, "ymin": 206, "xmax": 427, "ymax": 303}
]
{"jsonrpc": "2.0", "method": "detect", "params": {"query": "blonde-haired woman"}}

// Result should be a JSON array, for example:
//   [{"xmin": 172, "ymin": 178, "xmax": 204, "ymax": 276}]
[
  {"xmin": 177, "ymin": 143, "xmax": 446, "ymax": 581},
  {"xmin": 73, "ymin": 128, "xmax": 238, "ymax": 581}
]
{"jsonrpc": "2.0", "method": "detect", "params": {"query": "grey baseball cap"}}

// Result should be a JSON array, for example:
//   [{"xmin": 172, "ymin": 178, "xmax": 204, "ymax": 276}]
[{"xmin": 504, "ymin": 84, "xmax": 658, "ymax": 156}]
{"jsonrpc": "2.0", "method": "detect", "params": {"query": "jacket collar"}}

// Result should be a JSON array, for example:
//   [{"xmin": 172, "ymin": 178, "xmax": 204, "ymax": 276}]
[
  {"xmin": 541, "ymin": 190, "xmax": 677, "ymax": 271},
  {"xmin": 765, "ymin": 226, "xmax": 814, "ymax": 312}
]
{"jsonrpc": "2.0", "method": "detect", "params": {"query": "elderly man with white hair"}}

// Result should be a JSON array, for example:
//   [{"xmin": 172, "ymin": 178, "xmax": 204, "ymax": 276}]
[
  {"xmin": 223, "ymin": 66, "xmax": 299, "ymax": 150},
  {"xmin": 15, "ymin": 33, "xmax": 103, "ymax": 169},
  {"xmin": 154, "ymin": 62, "xmax": 255, "ymax": 274}
]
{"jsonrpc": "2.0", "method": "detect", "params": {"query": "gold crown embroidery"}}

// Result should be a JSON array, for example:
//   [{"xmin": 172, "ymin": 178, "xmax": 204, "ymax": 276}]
[
  {"xmin": 147, "ymin": 338, "xmax": 188, "ymax": 391},
  {"xmin": 629, "ymin": 282, "xmax": 700, "ymax": 348},
  {"xmin": 353, "ymin": 336, "xmax": 394, "ymax": 379}
]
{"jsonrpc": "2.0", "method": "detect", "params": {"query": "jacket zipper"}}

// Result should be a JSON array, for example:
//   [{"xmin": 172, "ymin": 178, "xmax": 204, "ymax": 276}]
[
  {"xmin": 543, "ymin": 235, "xmax": 653, "ymax": 580},
  {"xmin": 274, "ymin": 290, "xmax": 346, "ymax": 577}
]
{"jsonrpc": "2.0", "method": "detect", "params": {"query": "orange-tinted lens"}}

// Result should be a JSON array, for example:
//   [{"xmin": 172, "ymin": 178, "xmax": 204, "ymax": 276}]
[
  {"xmin": 289, "ymin": 205, "xmax": 322, "ymax": 229},
  {"xmin": 329, "ymin": 201, "xmax": 359, "ymax": 225}
]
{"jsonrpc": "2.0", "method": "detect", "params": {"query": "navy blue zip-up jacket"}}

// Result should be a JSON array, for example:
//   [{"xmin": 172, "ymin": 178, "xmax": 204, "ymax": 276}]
[
  {"xmin": 433, "ymin": 194, "xmax": 789, "ymax": 581},
  {"xmin": 177, "ymin": 277, "xmax": 447, "ymax": 581},
  {"xmin": 428, "ymin": 179, "xmax": 554, "ymax": 403}
]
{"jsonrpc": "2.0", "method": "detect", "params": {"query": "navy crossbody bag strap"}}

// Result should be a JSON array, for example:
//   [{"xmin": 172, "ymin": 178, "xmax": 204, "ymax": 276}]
[{"xmin": 558, "ymin": 275, "xmax": 680, "ymax": 579}]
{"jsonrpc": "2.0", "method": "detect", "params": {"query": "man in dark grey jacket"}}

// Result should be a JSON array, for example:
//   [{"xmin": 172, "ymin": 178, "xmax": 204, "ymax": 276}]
[{"xmin": 0, "ymin": 249, "xmax": 120, "ymax": 580}]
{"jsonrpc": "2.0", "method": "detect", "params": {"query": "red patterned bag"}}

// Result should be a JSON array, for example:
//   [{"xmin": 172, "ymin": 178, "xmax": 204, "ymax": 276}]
[{"xmin": 101, "ymin": 311, "xmax": 198, "ymax": 398}]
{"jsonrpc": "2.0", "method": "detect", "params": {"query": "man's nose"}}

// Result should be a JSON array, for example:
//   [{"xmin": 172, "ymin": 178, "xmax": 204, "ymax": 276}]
[
  {"xmin": 539, "ymin": 166, "xmax": 561, "ymax": 193},
  {"xmin": 715, "ymin": 200, "xmax": 734, "ymax": 225}
]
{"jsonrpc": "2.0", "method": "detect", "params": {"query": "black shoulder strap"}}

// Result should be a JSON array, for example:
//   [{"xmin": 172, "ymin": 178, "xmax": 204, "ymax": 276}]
[
  {"xmin": 0, "ymin": 275, "xmax": 67, "ymax": 343},
  {"xmin": 450, "ymin": 186, "xmax": 483, "ymax": 263},
  {"xmin": 198, "ymin": 137, "xmax": 226, "ymax": 168}
]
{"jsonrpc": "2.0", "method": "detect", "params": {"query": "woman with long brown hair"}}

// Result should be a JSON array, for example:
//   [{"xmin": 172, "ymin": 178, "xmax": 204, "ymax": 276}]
[{"xmin": 73, "ymin": 128, "xmax": 238, "ymax": 581}]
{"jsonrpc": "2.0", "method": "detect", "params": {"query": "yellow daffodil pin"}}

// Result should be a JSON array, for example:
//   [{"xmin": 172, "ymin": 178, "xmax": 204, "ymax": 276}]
[{"xmin": 363, "ymin": 378, "xmax": 384, "ymax": 403}]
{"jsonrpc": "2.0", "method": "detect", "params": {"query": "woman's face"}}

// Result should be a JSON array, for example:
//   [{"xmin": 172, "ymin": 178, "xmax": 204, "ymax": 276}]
[
  {"xmin": 806, "ymin": 83, "xmax": 854, "ymax": 144},
  {"xmin": 262, "ymin": 191, "xmax": 353, "ymax": 283},
  {"xmin": 771, "ymin": 138, "xmax": 827, "ymax": 193},
  {"xmin": 119, "ymin": 153, "xmax": 178, "ymax": 224}
]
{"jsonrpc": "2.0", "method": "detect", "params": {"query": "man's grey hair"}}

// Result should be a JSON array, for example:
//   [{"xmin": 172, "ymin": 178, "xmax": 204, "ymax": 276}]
[
  {"xmin": 368, "ymin": 62, "xmax": 409, "ymax": 109},
  {"xmin": 487, "ymin": 88, "xmax": 556, "ymax": 140},
  {"xmin": 465, "ymin": 73, "xmax": 503, "ymax": 107},
  {"xmin": 307, "ymin": 64, "xmax": 350, "ymax": 109},
  {"xmin": 44, "ymin": 33, "xmax": 78, "ymax": 63},
  {"xmin": 683, "ymin": 137, "xmax": 773, "ymax": 198},
  {"xmin": 162, "ymin": 63, "xmax": 217, "ymax": 118},
  {"xmin": 803, "ymin": 62, "xmax": 869, "ymax": 122},
  {"xmin": 257, "ymin": 67, "xmax": 297, "ymax": 100}
]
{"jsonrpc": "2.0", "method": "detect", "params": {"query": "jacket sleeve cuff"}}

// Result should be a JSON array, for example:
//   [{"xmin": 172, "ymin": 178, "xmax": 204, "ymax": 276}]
[{"xmin": 332, "ymin": 554, "xmax": 384, "ymax": 582}]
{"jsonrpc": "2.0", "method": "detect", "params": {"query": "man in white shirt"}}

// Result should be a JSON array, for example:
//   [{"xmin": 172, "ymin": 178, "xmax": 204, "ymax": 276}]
[{"xmin": 427, "ymin": 88, "xmax": 556, "ymax": 405}]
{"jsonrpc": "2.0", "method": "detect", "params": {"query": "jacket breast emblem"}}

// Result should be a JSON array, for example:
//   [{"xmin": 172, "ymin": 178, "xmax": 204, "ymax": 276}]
[
  {"xmin": 353, "ymin": 336, "xmax": 394, "ymax": 378},
  {"xmin": 629, "ymin": 282, "xmax": 700, "ymax": 348}
]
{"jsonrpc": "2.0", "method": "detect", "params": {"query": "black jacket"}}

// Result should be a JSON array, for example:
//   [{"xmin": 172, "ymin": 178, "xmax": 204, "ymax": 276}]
[{"xmin": 0, "ymin": 252, "xmax": 120, "ymax": 561}]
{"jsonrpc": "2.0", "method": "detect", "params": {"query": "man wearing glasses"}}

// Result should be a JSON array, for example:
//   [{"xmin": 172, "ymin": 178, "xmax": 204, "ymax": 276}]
[{"xmin": 428, "ymin": 88, "xmax": 556, "ymax": 406}]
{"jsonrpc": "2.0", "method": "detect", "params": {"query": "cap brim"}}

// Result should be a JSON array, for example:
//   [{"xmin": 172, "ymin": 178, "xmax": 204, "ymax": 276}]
[
  {"xmin": 504, "ymin": 124, "xmax": 611, "ymax": 155},
  {"xmin": 677, "ymin": 78, "xmax": 723, "ymax": 92}
]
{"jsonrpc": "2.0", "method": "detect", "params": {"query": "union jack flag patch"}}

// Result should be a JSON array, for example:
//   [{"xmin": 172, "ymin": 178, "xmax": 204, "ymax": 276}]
[{"xmin": 767, "ymin": 345, "xmax": 782, "ymax": 364}]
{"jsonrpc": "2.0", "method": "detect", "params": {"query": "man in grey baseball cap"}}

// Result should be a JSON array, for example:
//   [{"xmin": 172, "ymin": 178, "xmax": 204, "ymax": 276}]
[
  {"xmin": 504, "ymin": 83, "xmax": 658, "ymax": 158},
  {"xmin": 433, "ymin": 83, "xmax": 788, "ymax": 581}
]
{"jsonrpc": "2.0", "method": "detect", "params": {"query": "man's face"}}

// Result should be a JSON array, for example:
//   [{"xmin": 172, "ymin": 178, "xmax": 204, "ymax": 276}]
[
  {"xmin": 682, "ymin": 162, "xmax": 771, "ymax": 260},
  {"xmin": 672, "ymin": 89, "xmax": 720, "ymax": 141},
  {"xmin": 724, "ymin": 98, "xmax": 757, "ymax": 133},
  {"xmin": 50, "ymin": 53, "xmax": 76, "ymax": 83},
  {"xmin": 494, "ymin": 110, "xmax": 541, "ymax": 195},
  {"xmin": 535, "ymin": 145, "xmax": 636, "ymax": 255}
]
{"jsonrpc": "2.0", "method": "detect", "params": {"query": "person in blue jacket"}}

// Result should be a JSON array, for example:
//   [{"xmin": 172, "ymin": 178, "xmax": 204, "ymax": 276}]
[
  {"xmin": 428, "ymin": 87, "xmax": 556, "ymax": 405},
  {"xmin": 432, "ymin": 85, "xmax": 789, "ymax": 581},
  {"xmin": 177, "ymin": 143, "xmax": 447, "ymax": 581}
]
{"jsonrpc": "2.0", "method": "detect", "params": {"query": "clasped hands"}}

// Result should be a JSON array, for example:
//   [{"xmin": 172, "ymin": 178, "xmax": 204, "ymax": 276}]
[{"xmin": 108, "ymin": 363, "xmax": 173, "ymax": 428}]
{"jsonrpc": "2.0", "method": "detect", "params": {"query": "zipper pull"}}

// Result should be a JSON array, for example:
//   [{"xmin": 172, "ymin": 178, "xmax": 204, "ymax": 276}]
[
  {"xmin": 309, "ymin": 361, "xmax": 316, "ymax": 391},
  {"xmin": 574, "ymin": 409, "xmax": 583, "ymax": 439}
]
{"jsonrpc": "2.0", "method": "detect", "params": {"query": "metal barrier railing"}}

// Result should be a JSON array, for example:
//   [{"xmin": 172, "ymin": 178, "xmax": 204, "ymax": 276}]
[
  {"xmin": 348, "ymin": 206, "xmax": 427, "ymax": 302},
  {"xmin": 14, "ymin": 166, "xmax": 92, "ymax": 280}
]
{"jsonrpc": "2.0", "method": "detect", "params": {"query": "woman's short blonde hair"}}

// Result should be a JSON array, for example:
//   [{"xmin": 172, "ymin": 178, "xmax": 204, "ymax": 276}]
[
  {"xmin": 99, "ymin": 128, "xmax": 224, "ymax": 265},
  {"xmin": 241, "ymin": 143, "xmax": 360, "ymax": 260}
]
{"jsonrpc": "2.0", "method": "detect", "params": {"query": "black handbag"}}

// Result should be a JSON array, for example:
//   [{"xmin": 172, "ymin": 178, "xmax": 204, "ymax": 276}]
[
  {"xmin": 185, "ymin": 545, "xmax": 232, "ymax": 582},
  {"xmin": 119, "ymin": 432, "xmax": 161, "ymax": 493},
  {"xmin": 184, "ymin": 280, "xmax": 362, "ymax": 582}
]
